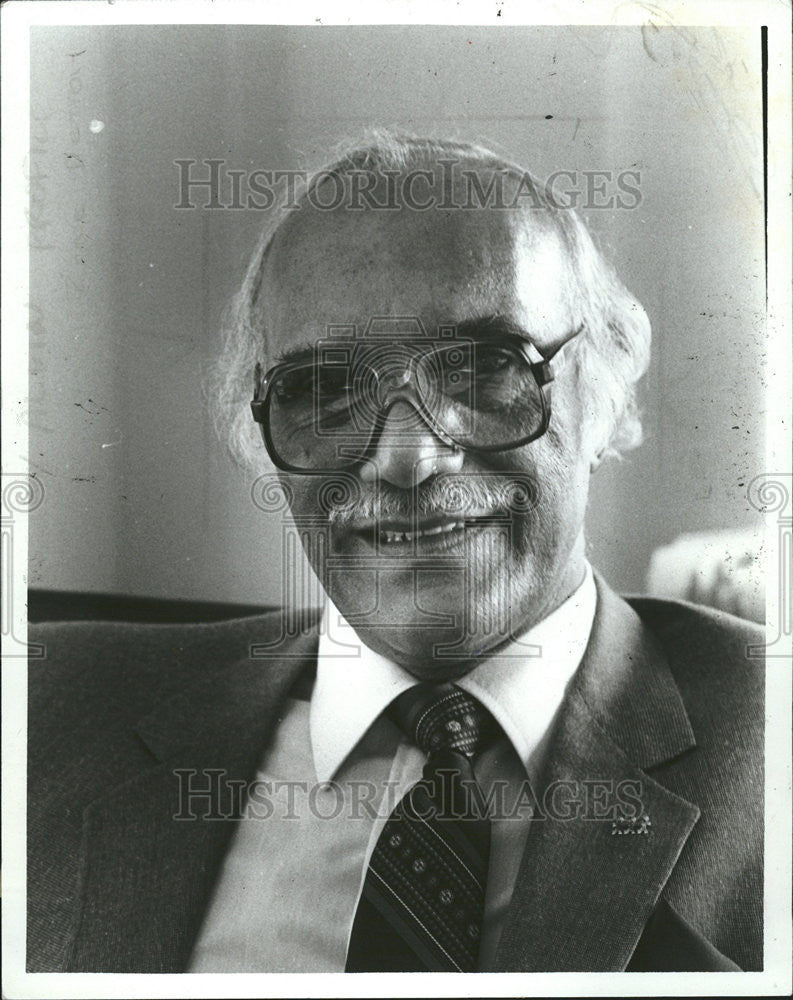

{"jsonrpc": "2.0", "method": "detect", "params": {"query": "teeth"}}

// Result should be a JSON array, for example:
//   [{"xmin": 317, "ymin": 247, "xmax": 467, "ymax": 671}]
[{"xmin": 380, "ymin": 521, "xmax": 466, "ymax": 544}]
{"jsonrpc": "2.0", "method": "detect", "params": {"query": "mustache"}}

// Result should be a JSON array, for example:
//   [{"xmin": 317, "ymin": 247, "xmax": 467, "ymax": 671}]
[{"xmin": 324, "ymin": 473, "xmax": 541, "ymax": 523}]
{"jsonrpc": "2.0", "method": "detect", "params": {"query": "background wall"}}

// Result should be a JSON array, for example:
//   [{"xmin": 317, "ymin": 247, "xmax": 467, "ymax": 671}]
[{"xmin": 28, "ymin": 24, "xmax": 765, "ymax": 606}]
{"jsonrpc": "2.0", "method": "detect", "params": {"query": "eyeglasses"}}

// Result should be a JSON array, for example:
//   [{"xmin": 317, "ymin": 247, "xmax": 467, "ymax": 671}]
[{"xmin": 250, "ymin": 326, "xmax": 581, "ymax": 473}]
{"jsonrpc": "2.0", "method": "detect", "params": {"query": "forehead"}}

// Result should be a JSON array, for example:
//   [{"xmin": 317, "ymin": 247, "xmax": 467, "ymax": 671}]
[{"xmin": 259, "ymin": 185, "xmax": 577, "ymax": 358}]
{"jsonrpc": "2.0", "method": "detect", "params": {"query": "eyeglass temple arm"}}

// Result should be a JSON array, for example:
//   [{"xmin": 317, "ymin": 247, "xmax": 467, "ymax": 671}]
[
  {"xmin": 531, "ymin": 323, "xmax": 584, "ymax": 386},
  {"xmin": 250, "ymin": 362, "xmax": 266, "ymax": 420}
]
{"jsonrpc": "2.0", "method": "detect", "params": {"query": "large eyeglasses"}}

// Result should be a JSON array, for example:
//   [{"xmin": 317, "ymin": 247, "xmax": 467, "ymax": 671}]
[{"xmin": 250, "ymin": 326, "xmax": 581, "ymax": 473}]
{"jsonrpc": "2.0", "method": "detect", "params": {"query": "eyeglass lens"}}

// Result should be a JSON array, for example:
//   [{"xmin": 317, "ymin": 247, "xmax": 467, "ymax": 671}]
[{"xmin": 266, "ymin": 340, "xmax": 545, "ymax": 470}]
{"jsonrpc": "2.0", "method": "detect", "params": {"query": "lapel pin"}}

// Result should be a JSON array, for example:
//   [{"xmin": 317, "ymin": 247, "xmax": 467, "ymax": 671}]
[{"xmin": 611, "ymin": 814, "xmax": 652, "ymax": 836}]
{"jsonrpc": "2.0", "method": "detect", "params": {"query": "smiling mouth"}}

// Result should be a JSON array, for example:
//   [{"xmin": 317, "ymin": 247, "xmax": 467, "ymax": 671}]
[
  {"xmin": 345, "ymin": 512, "xmax": 498, "ymax": 548},
  {"xmin": 379, "ymin": 520, "xmax": 467, "ymax": 544}
]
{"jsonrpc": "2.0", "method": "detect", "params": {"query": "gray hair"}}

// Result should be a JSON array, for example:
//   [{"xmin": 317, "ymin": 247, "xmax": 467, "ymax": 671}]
[{"xmin": 208, "ymin": 129, "xmax": 651, "ymax": 470}]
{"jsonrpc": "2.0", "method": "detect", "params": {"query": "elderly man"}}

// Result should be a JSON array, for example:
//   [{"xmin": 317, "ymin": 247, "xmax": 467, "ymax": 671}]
[{"xmin": 28, "ymin": 134, "xmax": 763, "ymax": 974}]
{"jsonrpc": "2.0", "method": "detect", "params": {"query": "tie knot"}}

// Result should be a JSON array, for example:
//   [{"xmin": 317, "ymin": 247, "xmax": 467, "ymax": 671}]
[{"xmin": 389, "ymin": 683, "xmax": 499, "ymax": 758}]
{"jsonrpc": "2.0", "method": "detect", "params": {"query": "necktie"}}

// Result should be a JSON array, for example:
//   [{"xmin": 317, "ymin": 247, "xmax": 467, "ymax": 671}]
[{"xmin": 345, "ymin": 683, "xmax": 500, "ymax": 972}]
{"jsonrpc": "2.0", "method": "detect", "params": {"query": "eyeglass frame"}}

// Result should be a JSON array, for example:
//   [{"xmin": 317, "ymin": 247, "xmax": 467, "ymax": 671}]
[{"xmin": 250, "ymin": 325, "xmax": 583, "ymax": 474}]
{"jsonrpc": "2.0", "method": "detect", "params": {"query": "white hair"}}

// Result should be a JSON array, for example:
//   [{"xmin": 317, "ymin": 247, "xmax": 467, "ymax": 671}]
[{"xmin": 207, "ymin": 129, "xmax": 651, "ymax": 470}]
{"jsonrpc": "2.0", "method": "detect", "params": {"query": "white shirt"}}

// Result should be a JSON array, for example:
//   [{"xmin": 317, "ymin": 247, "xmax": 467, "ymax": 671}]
[{"xmin": 188, "ymin": 564, "xmax": 597, "ymax": 972}]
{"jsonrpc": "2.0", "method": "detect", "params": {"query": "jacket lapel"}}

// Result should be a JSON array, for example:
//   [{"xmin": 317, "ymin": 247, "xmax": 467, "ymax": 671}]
[
  {"xmin": 67, "ymin": 624, "xmax": 319, "ymax": 972},
  {"xmin": 493, "ymin": 574, "xmax": 700, "ymax": 971}
]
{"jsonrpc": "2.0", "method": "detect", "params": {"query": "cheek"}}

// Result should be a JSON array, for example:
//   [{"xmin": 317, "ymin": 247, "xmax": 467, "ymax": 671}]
[
  {"xmin": 279, "ymin": 472, "xmax": 312, "ymax": 521},
  {"xmin": 535, "ymin": 426, "xmax": 590, "ymax": 527},
  {"xmin": 280, "ymin": 472, "xmax": 351, "ymax": 523},
  {"xmin": 534, "ymin": 381, "xmax": 592, "ymax": 506},
  {"xmin": 278, "ymin": 474, "xmax": 334, "ymax": 571},
  {"xmin": 483, "ymin": 423, "xmax": 589, "ymax": 561}
]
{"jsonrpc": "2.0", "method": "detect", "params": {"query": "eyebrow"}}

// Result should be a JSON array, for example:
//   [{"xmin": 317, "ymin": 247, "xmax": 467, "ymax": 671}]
[
  {"xmin": 272, "ymin": 315, "xmax": 540, "ymax": 366},
  {"xmin": 452, "ymin": 314, "xmax": 534, "ymax": 343},
  {"xmin": 456, "ymin": 314, "xmax": 585, "ymax": 359},
  {"xmin": 273, "ymin": 343, "xmax": 317, "ymax": 365}
]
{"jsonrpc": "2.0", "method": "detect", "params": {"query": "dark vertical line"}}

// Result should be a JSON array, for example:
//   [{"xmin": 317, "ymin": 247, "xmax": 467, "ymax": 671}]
[{"xmin": 761, "ymin": 25, "xmax": 768, "ymax": 306}]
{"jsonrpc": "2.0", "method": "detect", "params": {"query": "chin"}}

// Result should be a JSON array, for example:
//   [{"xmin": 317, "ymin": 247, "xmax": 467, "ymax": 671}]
[{"xmin": 331, "ymin": 556, "xmax": 542, "ymax": 673}]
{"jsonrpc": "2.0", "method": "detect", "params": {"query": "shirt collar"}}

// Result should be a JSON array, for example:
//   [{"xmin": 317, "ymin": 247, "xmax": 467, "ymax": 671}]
[{"xmin": 311, "ymin": 563, "xmax": 597, "ymax": 784}]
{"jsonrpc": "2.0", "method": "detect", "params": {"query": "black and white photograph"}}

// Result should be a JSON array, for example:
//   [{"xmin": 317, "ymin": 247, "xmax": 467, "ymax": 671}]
[{"xmin": 2, "ymin": 0, "xmax": 791, "ymax": 996}]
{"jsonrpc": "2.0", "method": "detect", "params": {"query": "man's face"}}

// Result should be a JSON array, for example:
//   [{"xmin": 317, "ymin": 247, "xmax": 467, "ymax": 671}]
[{"xmin": 259, "ymin": 176, "xmax": 598, "ymax": 678}]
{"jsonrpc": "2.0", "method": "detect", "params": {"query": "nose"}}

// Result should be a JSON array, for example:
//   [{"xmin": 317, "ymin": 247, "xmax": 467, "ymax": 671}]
[{"xmin": 358, "ymin": 401, "xmax": 464, "ymax": 488}]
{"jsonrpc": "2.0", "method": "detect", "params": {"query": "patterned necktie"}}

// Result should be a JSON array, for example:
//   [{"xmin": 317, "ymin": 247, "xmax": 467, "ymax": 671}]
[{"xmin": 345, "ymin": 683, "xmax": 500, "ymax": 972}]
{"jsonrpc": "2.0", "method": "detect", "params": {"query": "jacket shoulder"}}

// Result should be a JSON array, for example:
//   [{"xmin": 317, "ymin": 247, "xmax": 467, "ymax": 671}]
[
  {"xmin": 624, "ymin": 595, "xmax": 764, "ymax": 712},
  {"xmin": 623, "ymin": 594, "xmax": 764, "ymax": 758},
  {"xmin": 27, "ymin": 610, "xmax": 319, "ymax": 758},
  {"xmin": 623, "ymin": 595, "xmax": 763, "ymax": 643},
  {"xmin": 29, "ymin": 609, "xmax": 306, "ymax": 681}
]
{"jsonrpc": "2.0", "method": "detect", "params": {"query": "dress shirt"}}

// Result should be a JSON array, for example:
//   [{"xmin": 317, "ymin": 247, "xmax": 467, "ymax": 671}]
[{"xmin": 188, "ymin": 563, "xmax": 596, "ymax": 972}]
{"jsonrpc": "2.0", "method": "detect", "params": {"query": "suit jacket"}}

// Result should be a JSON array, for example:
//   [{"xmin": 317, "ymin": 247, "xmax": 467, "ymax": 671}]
[{"xmin": 27, "ymin": 573, "xmax": 764, "ymax": 972}]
